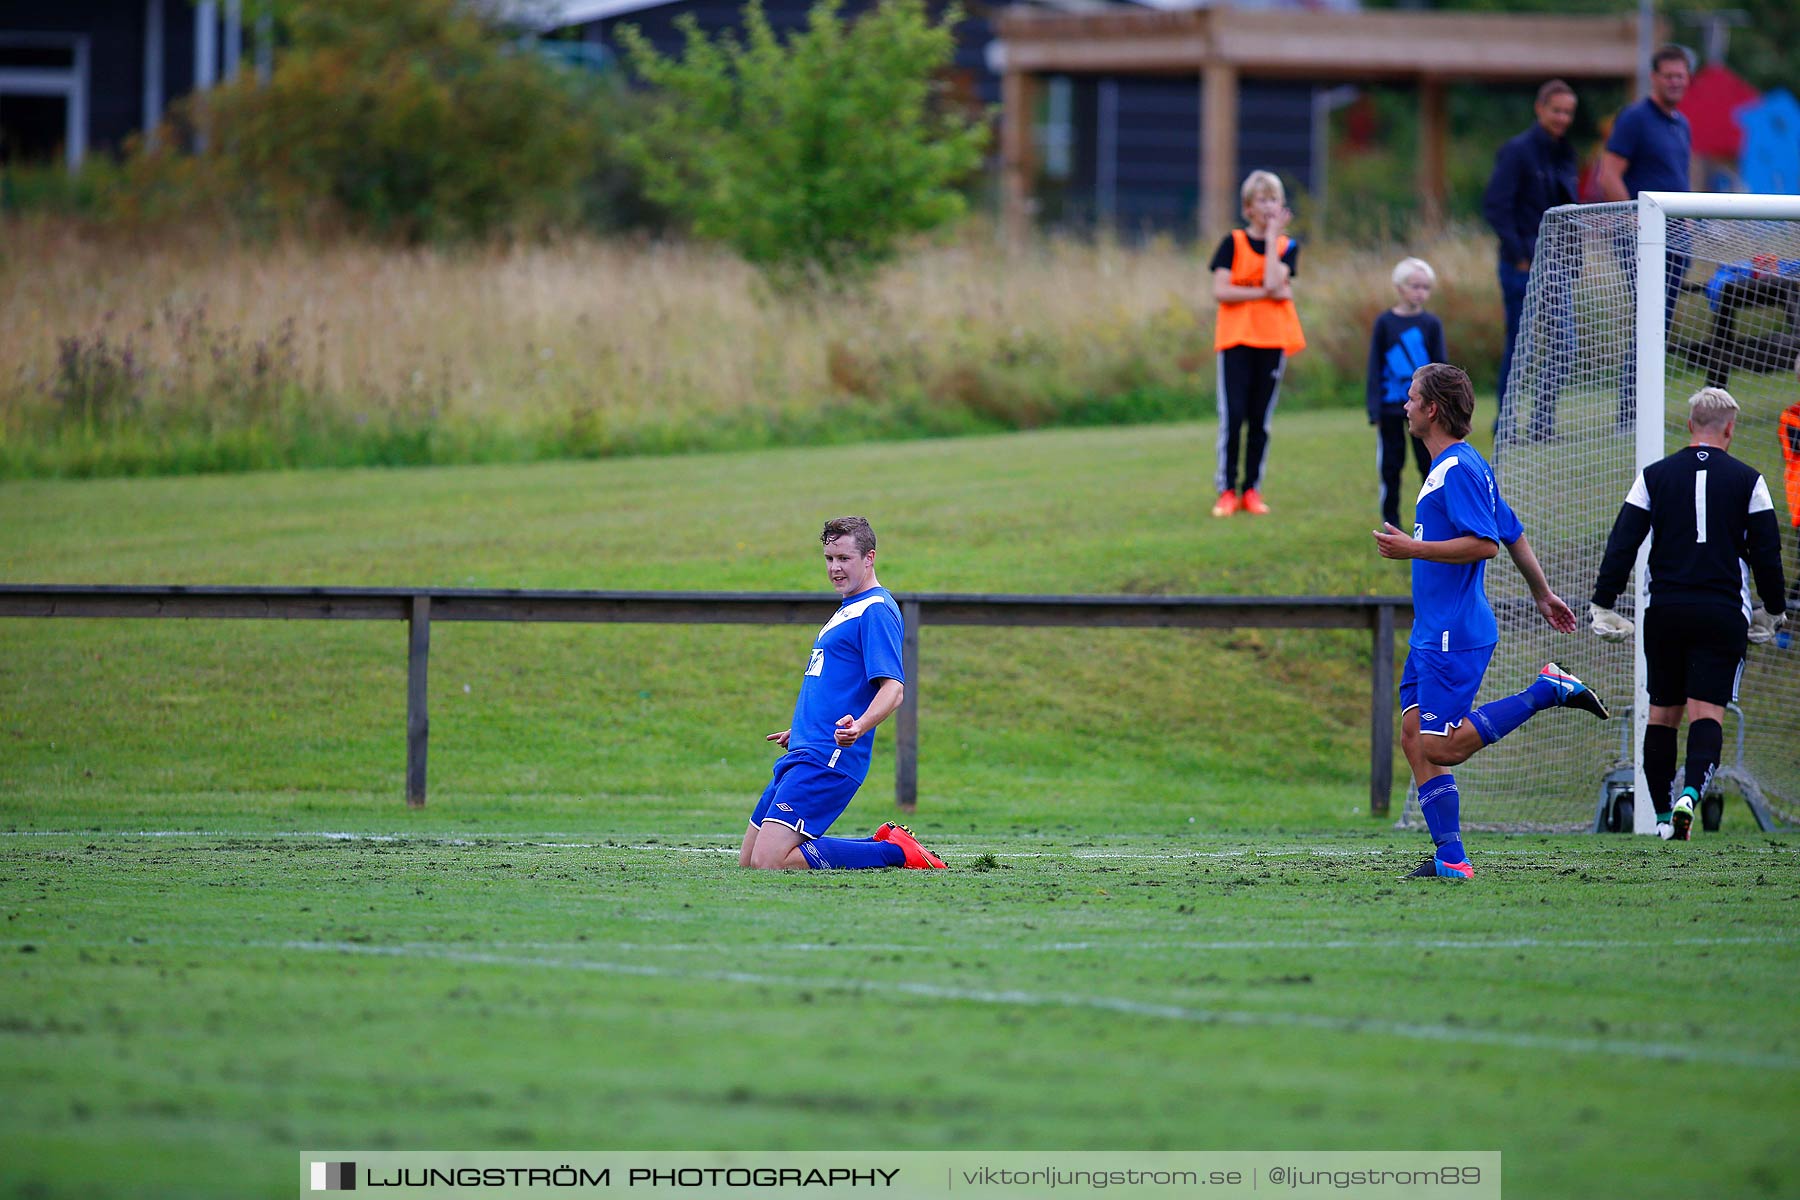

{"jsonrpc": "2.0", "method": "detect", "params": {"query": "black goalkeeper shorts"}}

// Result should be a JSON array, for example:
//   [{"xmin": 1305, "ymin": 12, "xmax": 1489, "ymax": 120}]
[{"xmin": 1644, "ymin": 602, "xmax": 1748, "ymax": 708}]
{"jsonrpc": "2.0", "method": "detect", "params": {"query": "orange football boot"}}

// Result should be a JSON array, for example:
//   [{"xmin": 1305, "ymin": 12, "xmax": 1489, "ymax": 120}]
[{"xmin": 873, "ymin": 822, "xmax": 947, "ymax": 869}]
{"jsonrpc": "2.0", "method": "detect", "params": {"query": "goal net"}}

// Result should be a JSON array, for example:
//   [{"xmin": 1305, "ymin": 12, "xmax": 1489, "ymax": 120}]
[{"xmin": 1407, "ymin": 192, "xmax": 1800, "ymax": 833}]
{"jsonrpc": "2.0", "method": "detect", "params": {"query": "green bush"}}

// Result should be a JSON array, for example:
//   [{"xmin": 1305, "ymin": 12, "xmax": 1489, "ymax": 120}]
[
  {"xmin": 618, "ymin": 0, "xmax": 990, "ymax": 289},
  {"xmin": 0, "ymin": 160, "xmax": 123, "ymax": 218},
  {"xmin": 108, "ymin": 0, "xmax": 644, "ymax": 241}
]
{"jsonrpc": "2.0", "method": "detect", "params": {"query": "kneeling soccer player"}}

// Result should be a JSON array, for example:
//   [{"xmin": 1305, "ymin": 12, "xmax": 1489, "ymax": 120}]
[
  {"xmin": 1373, "ymin": 365, "xmax": 1609, "ymax": 881},
  {"xmin": 738, "ymin": 516, "xmax": 946, "ymax": 871}
]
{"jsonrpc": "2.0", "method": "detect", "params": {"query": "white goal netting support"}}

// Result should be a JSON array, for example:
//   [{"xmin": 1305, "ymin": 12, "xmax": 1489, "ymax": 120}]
[{"xmin": 1403, "ymin": 192, "xmax": 1800, "ymax": 834}]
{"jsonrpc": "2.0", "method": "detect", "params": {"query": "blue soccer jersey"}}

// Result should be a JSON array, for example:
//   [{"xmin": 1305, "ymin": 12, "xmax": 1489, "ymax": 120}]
[
  {"xmin": 1409, "ymin": 443, "xmax": 1523, "ymax": 652},
  {"xmin": 787, "ymin": 586, "xmax": 905, "ymax": 783}
]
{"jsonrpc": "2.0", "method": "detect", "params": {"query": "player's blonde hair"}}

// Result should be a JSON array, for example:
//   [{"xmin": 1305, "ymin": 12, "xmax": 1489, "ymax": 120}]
[
  {"xmin": 1392, "ymin": 257, "xmax": 1436, "ymax": 289},
  {"xmin": 1688, "ymin": 387, "xmax": 1739, "ymax": 430},
  {"xmin": 1239, "ymin": 170, "xmax": 1285, "ymax": 217}
]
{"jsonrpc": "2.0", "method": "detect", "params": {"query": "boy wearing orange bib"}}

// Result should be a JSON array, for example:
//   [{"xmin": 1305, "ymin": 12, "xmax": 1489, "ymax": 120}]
[{"xmin": 1209, "ymin": 170, "xmax": 1306, "ymax": 517}]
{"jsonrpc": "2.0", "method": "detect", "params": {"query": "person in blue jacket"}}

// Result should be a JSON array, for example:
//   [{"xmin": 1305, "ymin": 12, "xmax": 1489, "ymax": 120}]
[
  {"xmin": 1483, "ymin": 79, "xmax": 1579, "ymax": 443},
  {"xmin": 1368, "ymin": 257, "xmax": 1447, "ymax": 530}
]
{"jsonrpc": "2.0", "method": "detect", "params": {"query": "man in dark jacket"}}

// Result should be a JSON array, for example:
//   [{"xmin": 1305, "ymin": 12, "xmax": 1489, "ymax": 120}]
[{"xmin": 1483, "ymin": 80, "xmax": 1579, "ymax": 444}]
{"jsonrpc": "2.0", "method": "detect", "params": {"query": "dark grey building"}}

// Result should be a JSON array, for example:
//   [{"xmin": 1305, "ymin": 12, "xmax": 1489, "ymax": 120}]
[
  {"xmin": 0, "ymin": 0, "xmax": 265, "ymax": 169},
  {"xmin": 1035, "ymin": 74, "xmax": 1316, "ymax": 233}
]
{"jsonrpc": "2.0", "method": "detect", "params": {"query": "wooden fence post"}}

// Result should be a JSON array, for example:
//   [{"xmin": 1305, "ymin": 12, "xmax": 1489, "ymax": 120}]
[
  {"xmin": 1370, "ymin": 601, "xmax": 1396, "ymax": 817},
  {"xmin": 896, "ymin": 598, "xmax": 921, "ymax": 813},
  {"xmin": 406, "ymin": 594, "xmax": 430, "ymax": 808}
]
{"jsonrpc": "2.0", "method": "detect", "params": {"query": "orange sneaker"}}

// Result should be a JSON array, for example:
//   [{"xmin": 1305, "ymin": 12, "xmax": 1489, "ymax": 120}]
[
  {"xmin": 873, "ymin": 822, "xmax": 947, "ymax": 869},
  {"xmin": 1240, "ymin": 488, "xmax": 1271, "ymax": 515},
  {"xmin": 1211, "ymin": 489, "xmax": 1239, "ymax": 517}
]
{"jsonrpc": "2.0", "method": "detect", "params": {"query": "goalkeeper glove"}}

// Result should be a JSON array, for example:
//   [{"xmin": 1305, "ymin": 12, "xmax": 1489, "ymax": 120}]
[
  {"xmin": 1748, "ymin": 607, "xmax": 1788, "ymax": 645},
  {"xmin": 1589, "ymin": 603, "xmax": 1634, "ymax": 642}
]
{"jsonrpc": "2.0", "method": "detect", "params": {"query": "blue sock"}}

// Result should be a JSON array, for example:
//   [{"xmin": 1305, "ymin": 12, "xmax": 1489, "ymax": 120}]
[
  {"xmin": 799, "ymin": 837, "xmax": 905, "ymax": 870},
  {"xmin": 1418, "ymin": 774, "xmax": 1466, "ymax": 865},
  {"xmin": 1524, "ymin": 674, "xmax": 1562, "ymax": 709},
  {"xmin": 1469, "ymin": 676, "xmax": 1559, "ymax": 745}
]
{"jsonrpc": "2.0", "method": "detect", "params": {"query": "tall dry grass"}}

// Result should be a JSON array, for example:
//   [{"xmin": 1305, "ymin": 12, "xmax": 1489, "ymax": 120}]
[{"xmin": 0, "ymin": 216, "xmax": 1508, "ymax": 477}]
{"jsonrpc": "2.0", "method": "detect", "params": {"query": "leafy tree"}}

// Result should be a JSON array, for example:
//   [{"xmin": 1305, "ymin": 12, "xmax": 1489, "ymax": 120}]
[
  {"xmin": 114, "ymin": 0, "xmax": 638, "ymax": 241},
  {"xmin": 618, "ymin": 0, "xmax": 989, "ymax": 289},
  {"xmin": 1674, "ymin": 0, "xmax": 1800, "ymax": 92}
]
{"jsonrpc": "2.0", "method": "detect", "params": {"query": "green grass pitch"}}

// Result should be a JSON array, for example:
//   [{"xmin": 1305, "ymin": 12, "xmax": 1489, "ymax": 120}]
[
  {"xmin": 5, "ymin": 822, "xmax": 1798, "ymax": 1198},
  {"xmin": 3, "ymin": 413, "xmax": 1799, "ymax": 1198}
]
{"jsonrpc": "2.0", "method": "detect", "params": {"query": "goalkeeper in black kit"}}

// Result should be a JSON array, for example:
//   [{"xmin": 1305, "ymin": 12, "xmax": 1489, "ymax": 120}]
[{"xmin": 1589, "ymin": 387, "xmax": 1788, "ymax": 840}]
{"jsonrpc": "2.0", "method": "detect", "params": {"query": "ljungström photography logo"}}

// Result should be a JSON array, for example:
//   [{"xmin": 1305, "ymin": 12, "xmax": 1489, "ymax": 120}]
[{"xmin": 310, "ymin": 1161, "xmax": 356, "ymax": 1191}]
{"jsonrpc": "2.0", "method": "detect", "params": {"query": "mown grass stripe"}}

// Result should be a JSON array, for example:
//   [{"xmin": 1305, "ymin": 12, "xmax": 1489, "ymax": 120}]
[{"xmin": 279, "ymin": 940, "xmax": 1800, "ymax": 1072}]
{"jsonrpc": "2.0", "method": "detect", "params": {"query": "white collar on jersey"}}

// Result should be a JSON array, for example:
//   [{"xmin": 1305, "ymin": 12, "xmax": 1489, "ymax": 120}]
[{"xmin": 820, "ymin": 591, "xmax": 887, "ymax": 637}]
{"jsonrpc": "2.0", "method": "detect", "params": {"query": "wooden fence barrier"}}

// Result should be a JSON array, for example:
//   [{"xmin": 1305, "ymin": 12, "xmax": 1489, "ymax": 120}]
[{"xmin": 0, "ymin": 585, "xmax": 1413, "ymax": 815}]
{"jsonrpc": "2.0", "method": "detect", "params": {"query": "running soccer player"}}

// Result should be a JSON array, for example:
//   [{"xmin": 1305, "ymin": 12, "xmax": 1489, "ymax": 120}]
[
  {"xmin": 1373, "ymin": 364, "xmax": 1609, "ymax": 881},
  {"xmin": 738, "ymin": 516, "xmax": 947, "ymax": 871},
  {"xmin": 1588, "ymin": 387, "xmax": 1788, "ymax": 839}
]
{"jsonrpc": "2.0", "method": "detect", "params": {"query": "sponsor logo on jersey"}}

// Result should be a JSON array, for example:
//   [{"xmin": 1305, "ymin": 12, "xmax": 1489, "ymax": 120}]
[
  {"xmin": 1418, "ymin": 455, "xmax": 1460, "ymax": 501},
  {"xmin": 805, "ymin": 648, "xmax": 825, "ymax": 677}
]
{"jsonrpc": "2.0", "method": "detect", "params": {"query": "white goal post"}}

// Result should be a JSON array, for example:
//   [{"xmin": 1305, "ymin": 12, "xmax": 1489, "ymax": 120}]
[{"xmin": 1625, "ymin": 192, "xmax": 1800, "ymax": 834}]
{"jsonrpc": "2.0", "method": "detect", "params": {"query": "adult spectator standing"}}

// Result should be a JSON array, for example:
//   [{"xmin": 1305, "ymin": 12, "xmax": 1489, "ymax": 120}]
[
  {"xmin": 1589, "ymin": 388, "xmax": 1788, "ymax": 840},
  {"xmin": 1483, "ymin": 80, "xmax": 1579, "ymax": 444},
  {"xmin": 1596, "ymin": 45, "xmax": 1694, "ymax": 426},
  {"xmin": 1597, "ymin": 46, "xmax": 1693, "ymax": 202}
]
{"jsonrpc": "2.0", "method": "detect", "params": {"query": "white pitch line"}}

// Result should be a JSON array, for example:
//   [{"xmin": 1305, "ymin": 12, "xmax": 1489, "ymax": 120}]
[
  {"xmin": 318, "ymin": 934, "xmax": 1800, "ymax": 954},
  {"xmin": 1034, "ymin": 935, "xmax": 1800, "ymax": 950},
  {"xmin": 280, "ymin": 940, "xmax": 1800, "ymax": 1072}
]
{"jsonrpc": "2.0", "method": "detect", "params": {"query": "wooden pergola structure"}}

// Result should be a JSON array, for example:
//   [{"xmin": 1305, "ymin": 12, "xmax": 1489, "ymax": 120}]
[{"xmin": 993, "ymin": 6, "xmax": 1646, "ymax": 239}]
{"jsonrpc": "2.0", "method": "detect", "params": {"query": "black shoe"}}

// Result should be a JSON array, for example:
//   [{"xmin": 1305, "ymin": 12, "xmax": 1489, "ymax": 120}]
[
  {"xmin": 1403, "ymin": 855, "xmax": 1439, "ymax": 878},
  {"xmin": 1401, "ymin": 854, "xmax": 1471, "ymax": 881},
  {"xmin": 1538, "ymin": 662, "xmax": 1610, "ymax": 719}
]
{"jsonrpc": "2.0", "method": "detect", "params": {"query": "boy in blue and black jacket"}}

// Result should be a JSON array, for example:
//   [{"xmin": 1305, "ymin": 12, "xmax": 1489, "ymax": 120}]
[{"xmin": 1368, "ymin": 256, "xmax": 1447, "ymax": 529}]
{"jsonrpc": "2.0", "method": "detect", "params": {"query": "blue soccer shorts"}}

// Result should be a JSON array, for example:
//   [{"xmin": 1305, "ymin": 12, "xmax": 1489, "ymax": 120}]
[
  {"xmin": 748, "ymin": 749, "xmax": 862, "ymax": 839},
  {"xmin": 1400, "ymin": 644, "xmax": 1496, "ymax": 738}
]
